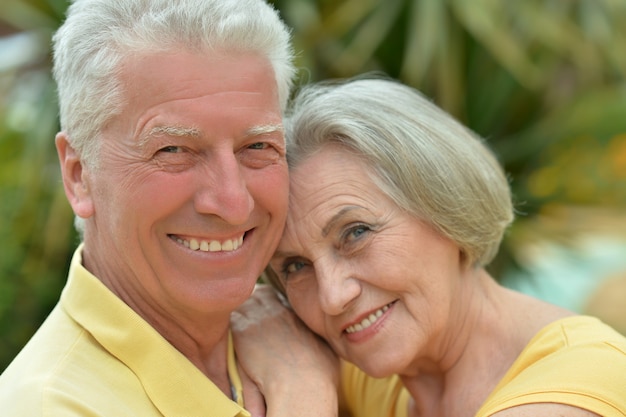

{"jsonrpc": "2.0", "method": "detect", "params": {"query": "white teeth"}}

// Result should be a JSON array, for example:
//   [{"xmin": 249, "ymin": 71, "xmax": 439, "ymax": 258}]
[
  {"xmin": 345, "ymin": 304, "xmax": 391, "ymax": 334},
  {"xmin": 222, "ymin": 239, "xmax": 234, "ymax": 251},
  {"xmin": 175, "ymin": 235, "xmax": 244, "ymax": 253}
]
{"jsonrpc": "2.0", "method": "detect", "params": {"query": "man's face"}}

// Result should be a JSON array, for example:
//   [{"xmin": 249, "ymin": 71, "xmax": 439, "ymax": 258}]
[{"xmin": 65, "ymin": 50, "xmax": 289, "ymax": 322}]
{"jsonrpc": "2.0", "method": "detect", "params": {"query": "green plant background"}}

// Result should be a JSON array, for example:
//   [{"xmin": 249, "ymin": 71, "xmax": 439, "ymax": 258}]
[{"xmin": 1, "ymin": 0, "xmax": 626, "ymax": 371}]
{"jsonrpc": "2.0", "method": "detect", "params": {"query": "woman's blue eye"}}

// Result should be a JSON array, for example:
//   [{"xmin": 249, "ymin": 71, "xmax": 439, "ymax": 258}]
[
  {"xmin": 285, "ymin": 260, "xmax": 305, "ymax": 274},
  {"xmin": 352, "ymin": 226, "xmax": 367, "ymax": 237},
  {"xmin": 348, "ymin": 225, "xmax": 369, "ymax": 240}
]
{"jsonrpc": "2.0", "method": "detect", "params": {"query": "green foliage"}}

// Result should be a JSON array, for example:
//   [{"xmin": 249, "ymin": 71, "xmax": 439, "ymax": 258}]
[
  {"xmin": 1, "ymin": 0, "xmax": 626, "ymax": 370},
  {"xmin": 0, "ymin": 0, "xmax": 73, "ymax": 371},
  {"xmin": 269, "ymin": 0, "xmax": 626, "ymax": 273}
]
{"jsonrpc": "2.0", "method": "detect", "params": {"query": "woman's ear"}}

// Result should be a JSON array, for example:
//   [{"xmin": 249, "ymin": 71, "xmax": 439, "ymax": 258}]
[{"xmin": 55, "ymin": 132, "xmax": 95, "ymax": 219}]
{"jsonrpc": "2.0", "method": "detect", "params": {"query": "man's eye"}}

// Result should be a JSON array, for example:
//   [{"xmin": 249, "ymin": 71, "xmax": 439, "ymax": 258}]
[
  {"xmin": 248, "ymin": 142, "xmax": 268, "ymax": 150},
  {"xmin": 159, "ymin": 146, "xmax": 182, "ymax": 153}
]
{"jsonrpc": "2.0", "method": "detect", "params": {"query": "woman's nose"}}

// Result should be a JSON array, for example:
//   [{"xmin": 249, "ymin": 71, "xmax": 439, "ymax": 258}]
[{"xmin": 315, "ymin": 258, "xmax": 361, "ymax": 316}]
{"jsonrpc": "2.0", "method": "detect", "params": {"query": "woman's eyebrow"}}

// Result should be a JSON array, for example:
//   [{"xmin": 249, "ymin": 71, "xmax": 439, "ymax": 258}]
[{"xmin": 322, "ymin": 206, "xmax": 363, "ymax": 237}]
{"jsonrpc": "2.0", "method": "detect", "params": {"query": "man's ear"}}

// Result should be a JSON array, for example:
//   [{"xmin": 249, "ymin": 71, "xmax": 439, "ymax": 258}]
[{"xmin": 55, "ymin": 132, "xmax": 95, "ymax": 219}]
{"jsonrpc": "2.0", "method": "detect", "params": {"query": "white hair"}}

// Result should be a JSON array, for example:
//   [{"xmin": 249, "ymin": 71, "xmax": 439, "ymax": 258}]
[
  {"xmin": 53, "ymin": 0, "xmax": 295, "ymax": 169},
  {"xmin": 52, "ymin": 0, "xmax": 294, "ymax": 237}
]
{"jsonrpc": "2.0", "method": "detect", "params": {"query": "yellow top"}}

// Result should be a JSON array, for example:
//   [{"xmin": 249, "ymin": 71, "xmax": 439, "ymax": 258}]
[
  {"xmin": 477, "ymin": 316, "xmax": 626, "ymax": 416},
  {"xmin": 341, "ymin": 316, "xmax": 626, "ymax": 417},
  {"xmin": 341, "ymin": 362, "xmax": 411, "ymax": 417},
  {"xmin": 0, "ymin": 245, "xmax": 249, "ymax": 417}
]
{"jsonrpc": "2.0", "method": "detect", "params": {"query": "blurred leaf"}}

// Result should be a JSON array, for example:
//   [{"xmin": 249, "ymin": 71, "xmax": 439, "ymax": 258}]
[{"xmin": 0, "ymin": 0, "xmax": 70, "ymax": 371}]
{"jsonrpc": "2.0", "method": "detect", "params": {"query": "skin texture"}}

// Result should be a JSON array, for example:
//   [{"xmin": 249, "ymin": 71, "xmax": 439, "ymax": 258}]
[
  {"xmin": 270, "ymin": 145, "xmax": 473, "ymax": 379},
  {"xmin": 232, "ymin": 285, "xmax": 340, "ymax": 416},
  {"xmin": 56, "ymin": 50, "xmax": 289, "ymax": 406},
  {"xmin": 233, "ymin": 144, "xmax": 599, "ymax": 417}
]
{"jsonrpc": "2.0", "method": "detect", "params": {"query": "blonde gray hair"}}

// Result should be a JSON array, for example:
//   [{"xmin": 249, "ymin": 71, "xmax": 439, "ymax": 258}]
[{"xmin": 283, "ymin": 77, "xmax": 514, "ymax": 268}]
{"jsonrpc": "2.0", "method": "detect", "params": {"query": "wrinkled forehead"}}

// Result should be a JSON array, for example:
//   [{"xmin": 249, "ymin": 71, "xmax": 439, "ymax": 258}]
[{"xmin": 282, "ymin": 146, "xmax": 383, "ymax": 242}]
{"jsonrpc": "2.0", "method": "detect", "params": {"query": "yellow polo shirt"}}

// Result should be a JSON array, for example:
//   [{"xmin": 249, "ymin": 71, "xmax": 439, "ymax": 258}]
[
  {"xmin": 0, "ymin": 246, "xmax": 250, "ymax": 417},
  {"xmin": 341, "ymin": 316, "xmax": 626, "ymax": 417},
  {"xmin": 477, "ymin": 316, "xmax": 626, "ymax": 416},
  {"xmin": 340, "ymin": 363, "xmax": 410, "ymax": 417}
]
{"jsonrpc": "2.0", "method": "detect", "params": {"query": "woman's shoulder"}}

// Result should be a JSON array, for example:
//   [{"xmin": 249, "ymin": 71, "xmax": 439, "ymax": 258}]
[
  {"xmin": 477, "ymin": 315, "xmax": 626, "ymax": 417},
  {"xmin": 530, "ymin": 315, "xmax": 626, "ymax": 351}
]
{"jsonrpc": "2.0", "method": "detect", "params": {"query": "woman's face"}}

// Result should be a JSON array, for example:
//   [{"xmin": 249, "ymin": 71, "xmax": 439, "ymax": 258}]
[{"xmin": 269, "ymin": 145, "xmax": 470, "ymax": 377}]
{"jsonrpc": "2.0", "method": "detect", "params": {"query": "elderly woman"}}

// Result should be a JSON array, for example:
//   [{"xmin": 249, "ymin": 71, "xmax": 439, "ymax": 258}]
[{"xmin": 232, "ymin": 77, "xmax": 626, "ymax": 417}]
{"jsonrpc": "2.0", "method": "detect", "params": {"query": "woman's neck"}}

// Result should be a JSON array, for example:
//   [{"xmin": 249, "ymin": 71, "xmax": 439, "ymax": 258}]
[{"xmin": 401, "ymin": 270, "xmax": 572, "ymax": 417}]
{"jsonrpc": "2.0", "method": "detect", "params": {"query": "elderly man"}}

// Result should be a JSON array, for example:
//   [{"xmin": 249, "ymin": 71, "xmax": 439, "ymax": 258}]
[{"xmin": 0, "ymin": 0, "xmax": 338, "ymax": 415}]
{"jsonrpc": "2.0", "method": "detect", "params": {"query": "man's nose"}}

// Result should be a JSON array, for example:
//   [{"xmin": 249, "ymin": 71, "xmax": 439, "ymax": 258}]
[{"xmin": 194, "ymin": 150, "xmax": 254, "ymax": 225}]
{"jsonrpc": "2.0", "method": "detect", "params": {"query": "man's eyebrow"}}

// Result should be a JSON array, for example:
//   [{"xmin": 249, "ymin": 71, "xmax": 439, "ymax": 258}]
[
  {"xmin": 139, "ymin": 125, "xmax": 201, "ymax": 146},
  {"xmin": 244, "ymin": 123, "xmax": 284, "ymax": 137},
  {"xmin": 138, "ymin": 124, "xmax": 282, "ymax": 146}
]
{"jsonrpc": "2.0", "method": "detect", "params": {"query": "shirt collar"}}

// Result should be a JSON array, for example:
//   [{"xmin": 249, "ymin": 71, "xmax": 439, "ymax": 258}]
[{"xmin": 61, "ymin": 245, "xmax": 250, "ymax": 417}]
